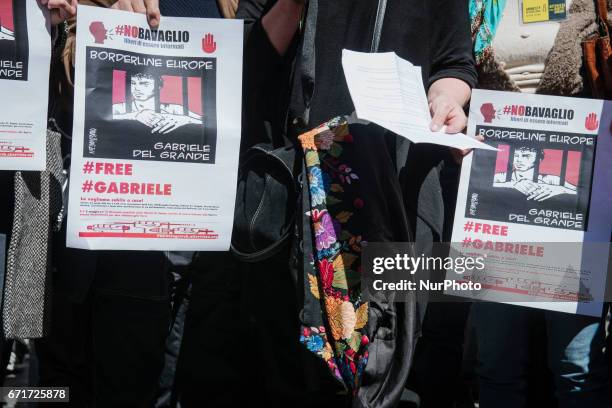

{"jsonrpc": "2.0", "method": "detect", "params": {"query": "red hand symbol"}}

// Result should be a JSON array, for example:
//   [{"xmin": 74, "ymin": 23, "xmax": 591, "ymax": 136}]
[
  {"xmin": 202, "ymin": 33, "xmax": 217, "ymax": 54},
  {"xmin": 585, "ymin": 112, "xmax": 599, "ymax": 131}
]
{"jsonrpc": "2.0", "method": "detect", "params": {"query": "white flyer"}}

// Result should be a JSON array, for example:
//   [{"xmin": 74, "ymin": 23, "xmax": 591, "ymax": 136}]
[
  {"xmin": 447, "ymin": 90, "xmax": 612, "ymax": 316},
  {"xmin": 67, "ymin": 6, "xmax": 243, "ymax": 251},
  {"xmin": 341, "ymin": 50, "xmax": 494, "ymax": 151},
  {"xmin": 0, "ymin": 0, "xmax": 50, "ymax": 170}
]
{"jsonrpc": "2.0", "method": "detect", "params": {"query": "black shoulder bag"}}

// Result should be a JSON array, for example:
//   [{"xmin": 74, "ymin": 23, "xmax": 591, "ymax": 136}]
[{"xmin": 230, "ymin": 1, "xmax": 317, "ymax": 262}]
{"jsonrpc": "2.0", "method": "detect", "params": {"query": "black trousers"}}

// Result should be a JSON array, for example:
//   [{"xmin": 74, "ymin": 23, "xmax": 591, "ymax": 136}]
[
  {"xmin": 174, "ymin": 252, "xmax": 245, "ymax": 408},
  {"xmin": 407, "ymin": 301, "xmax": 472, "ymax": 408},
  {"xmin": 36, "ymin": 251, "xmax": 172, "ymax": 408},
  {"xmin": 176, "ymin": 252, "xmax": 348, "ymax": 408}
]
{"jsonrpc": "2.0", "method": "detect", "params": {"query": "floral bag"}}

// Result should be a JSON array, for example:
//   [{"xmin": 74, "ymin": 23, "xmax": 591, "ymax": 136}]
[{"xmin": 297, "ymin": 117, "xmax": 370, "ymax": 390}]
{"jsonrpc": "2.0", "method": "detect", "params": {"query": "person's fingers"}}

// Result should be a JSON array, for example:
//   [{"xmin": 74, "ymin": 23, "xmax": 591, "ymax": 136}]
[
  {"xmin": 519, "ymin": 183, "xmax": 535, "ymax": 196},
  {"xmin": 46, "ymin": 0, "xmax": 67, "ymax": 8},
  {"xmin": 158, "ymin": 121, "xmax": 176, "ymax": 134},
  {"xmin": 112, "ymin": 0, "xmax": 133, "ymax": 11},
  {"xmin": 151, "ymin": 121, "xmax": 167, "ymax": 133},
  {"xmin": 112, "ymin": 0, "xmax": 128, "ymax": 11},
  {"xmin": 535, "ymin": 192, "xmax": 552, "ymax": 202},
  {"xmin": 154, "ymin": 123, "xmax": 170, "ymax": 134},
  {"xmin": 162, "ymin": 123, "xmax": 180, "ymax": 134},
  {"xmin": 47, "ymin": 0, "xmax": 76, "ymax": 20},
  {"xmin": 529, "ymin": 189, "xmax": 548, "ymax": 201},
  {"xmin": 131, "ymin": 0, "xmax": 147, "ymax": 14},
  {"xmin": 518, "ymin": 187, "xmax": 530, "ymax": 195},
  {"xmin": 526, "ymin": 186, "xmax": 540, "ymax": 198},
  {"xmin": 444, "ymin": 107, "xmax": 467, "ymax": 134},
  {"xmin": 143, "ymin": 0, "xmax": 160, "ymax": 28},
  {"xmin": 43, "ymin": 0, "xmax": 66, "ymax": 24},
  {"xmin": 152, "ymin": 118, "xmax": 172, "ymax": 133},
  {"xmin": 149, "ymin": 116, "xmax": 163, "ymax": 126},
  {"xmin": 69, "ymin": 0, "xmax": 78, "ymax": 17},
  {"xmin": 430, "ymin": 102, "xmax": 452, "ymax": 132},
  {"xmin": 219, "ymin": 0, "xmax": 239, "ymax": 18}
]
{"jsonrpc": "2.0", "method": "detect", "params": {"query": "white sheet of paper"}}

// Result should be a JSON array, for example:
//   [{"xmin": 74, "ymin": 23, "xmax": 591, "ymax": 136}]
[
  {"xmin": 0, "ymin": 2, "xmax": 51, "ymax": 170},
  {"xmin": 341, "ymin": 50, "xmax": 495, "ymax": 151},
  {"xmin": 446, "ymin": 89, "xmax": 612, "ymax": 317},
  {"xmin": 66, "ymin": 6, "xmax": 243, "ymax": 251}
]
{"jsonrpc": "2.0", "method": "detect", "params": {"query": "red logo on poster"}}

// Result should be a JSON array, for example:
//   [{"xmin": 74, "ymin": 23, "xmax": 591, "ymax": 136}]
[
  {"xmin": 585, "ymin": 112, "xmax": 599, "ymax": 131},
  {"xmin": 480, "ymin": 103, "xmax": 497, "ymax": 123},
  {"xmin": 202, "ymin": 33, "xmax": 216, "ymax": 54},
  {"xmin": 89, "ymin": 21, "xmax": 108, "ymax": 44}
]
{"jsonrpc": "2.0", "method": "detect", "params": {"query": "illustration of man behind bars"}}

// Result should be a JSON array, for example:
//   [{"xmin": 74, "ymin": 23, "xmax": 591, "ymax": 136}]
[
  {"xmin": 112, "ymin": 72, "xmax": 202, "ymax": 134},
  {"xmin": 493, "ymin": 145, "xmax": 577, "ymax": 202}
]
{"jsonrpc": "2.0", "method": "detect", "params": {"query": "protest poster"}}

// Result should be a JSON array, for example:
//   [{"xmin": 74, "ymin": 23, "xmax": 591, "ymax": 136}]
[
  {"xmin": 447, "ymin": 90, "xmax": 612, "ymax": 316},
  {"xmin": 66, "ymin": 6, "xmax": 243, "ymax": 250},
  {"xmin": 0, "ymin": 0, "xmax": 50, "ymax": 170}
]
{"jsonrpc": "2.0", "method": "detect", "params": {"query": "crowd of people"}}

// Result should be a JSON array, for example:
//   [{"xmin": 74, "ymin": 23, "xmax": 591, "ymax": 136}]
[{"xmin": 0, "ymin": 0, "xmax": 610, "ymax": 407}]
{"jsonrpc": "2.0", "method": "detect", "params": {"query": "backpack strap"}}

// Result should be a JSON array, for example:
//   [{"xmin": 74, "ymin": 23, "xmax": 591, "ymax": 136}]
[
  {"xmin": 371, "ymin": 0, "xmax": 387, "ymax": 53},
  {"xmin": 300, "ymin": 0, "xmax": 318, "ymax": 127}
]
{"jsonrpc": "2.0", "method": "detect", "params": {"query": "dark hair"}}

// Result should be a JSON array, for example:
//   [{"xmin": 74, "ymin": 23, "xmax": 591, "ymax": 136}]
[
  {"xmin": 515, "ymin": 146, "xmax": 545, "ymax": 162},
  {"xmin": 131, "ymin": 73, "xmax": 164, "ymax": 89}
]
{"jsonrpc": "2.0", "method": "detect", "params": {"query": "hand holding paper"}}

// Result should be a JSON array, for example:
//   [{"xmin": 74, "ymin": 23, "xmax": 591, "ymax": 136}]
[
  {"xmin": 428, "ymin": 77, "xmax": 471, "ymax": 133},
  {"xmin": 341, "ymin": 50, "xmax": 495, "ymax": 151}
]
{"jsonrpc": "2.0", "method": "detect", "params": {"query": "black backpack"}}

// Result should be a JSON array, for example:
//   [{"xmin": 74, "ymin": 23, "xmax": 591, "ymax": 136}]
[{"xmin": 230, "ymin": 143, "xmax": 300, "ymax": 262}]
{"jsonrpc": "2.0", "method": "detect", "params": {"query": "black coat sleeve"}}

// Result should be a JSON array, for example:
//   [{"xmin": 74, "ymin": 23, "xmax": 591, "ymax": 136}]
[
  {"xmin": 236, "ymin": 0, "xmax": 289, "ymax": 149},
  {"xmin": 236, "ymin": 0, "xmax": 283, "ymax": 93},
  {"xmin": 426, "ymin": 0, "xmax": 477, "ymax": 89}
]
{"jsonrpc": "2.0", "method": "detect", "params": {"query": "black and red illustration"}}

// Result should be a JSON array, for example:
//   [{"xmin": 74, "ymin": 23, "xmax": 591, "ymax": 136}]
[
  {"xmin": 465, "ymin": 125, "xmax": 595, "ymax": 231},
  {"xmin": 0, "ymin": 0, "xmax": 28, "ymax": 81},
  {"xmin": 83, "ymin": 47, "xmax": 217, "ymax": 164}
]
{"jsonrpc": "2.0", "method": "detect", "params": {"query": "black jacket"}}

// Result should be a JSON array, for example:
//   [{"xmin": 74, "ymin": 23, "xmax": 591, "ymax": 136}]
[
  {"xmin": 237, "ymin": 1, "xmax": 476, "ymax": 407},
  {"xmin": 238, "ymin": 0, "xmax": 476, "ymax": 251},
  {"xmin": 237, "ymin": 0, "xmax": 476, "ymax": 141}
]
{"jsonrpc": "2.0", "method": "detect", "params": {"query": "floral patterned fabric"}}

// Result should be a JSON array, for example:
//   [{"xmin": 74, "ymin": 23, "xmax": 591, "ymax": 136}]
[{"xmin": 298, "ymin": 117, "xmax": 369, "ymax": 391}]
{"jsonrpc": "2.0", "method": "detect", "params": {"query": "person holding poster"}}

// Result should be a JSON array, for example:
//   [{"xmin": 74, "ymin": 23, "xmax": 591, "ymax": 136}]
[
  {"xmin": 236, "ymin": 0, "xmax": 477, "ymax": 407},
  {"xmin": 465, "ymin": 1, "xmax": 612, "ymax": 407},
  {"xmin": 32, "ymin": 2, "xmax": 183, "ymax": 408},
  {"xmin": 0, "ymin": 0, "xmax": 75, "ymax": 382}
]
